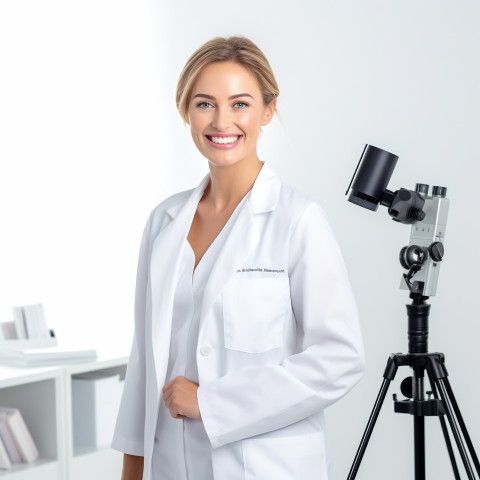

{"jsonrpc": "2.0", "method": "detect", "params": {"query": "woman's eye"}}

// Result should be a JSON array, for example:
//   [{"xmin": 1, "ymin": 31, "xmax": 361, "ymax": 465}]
[
  {"xmin": 197, "ymin": 102, "xmax": 213, "ymax": 109},
  {"xmin": 234, "ymin": 102, "xmax": 248, "ymax": 109}
]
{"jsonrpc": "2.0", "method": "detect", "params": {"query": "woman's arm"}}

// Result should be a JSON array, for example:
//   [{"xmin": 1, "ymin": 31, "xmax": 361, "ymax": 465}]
[
  {"xmin": 112, "ymin": 215, "xmax": 153, "ymax": 455},
  {"xmin": 121, "ymin": 454, "xmax": 144, "ymax": 480}
]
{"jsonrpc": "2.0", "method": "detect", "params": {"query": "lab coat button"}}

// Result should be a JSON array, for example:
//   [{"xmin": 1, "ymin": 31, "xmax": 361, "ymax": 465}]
[{"xmin": 200, "ymin": 345, "xmax": 212, "ymax": 356}]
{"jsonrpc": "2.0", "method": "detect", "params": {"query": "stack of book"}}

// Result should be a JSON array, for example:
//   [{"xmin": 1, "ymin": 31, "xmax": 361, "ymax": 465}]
[
  {"xmin": 0, "ymin": 303, "xmax": 97, "ymax": 366},
  {"xmin": 0, "ymin": 407, "xmax": 39, "ymax": 470},
  {"xmin": 0, "ymin": 346, "xmax": 98, "ymax": 367}
]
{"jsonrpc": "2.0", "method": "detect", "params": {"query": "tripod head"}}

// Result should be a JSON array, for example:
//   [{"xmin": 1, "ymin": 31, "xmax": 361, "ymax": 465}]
[{"xmin": 346, "ymin": 145, "xmax": 450, "ymax": 297}]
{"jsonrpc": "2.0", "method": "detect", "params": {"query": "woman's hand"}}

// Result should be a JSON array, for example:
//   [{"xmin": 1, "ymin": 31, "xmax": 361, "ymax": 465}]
[{"xmin": 162, "ymin": 376, "xmax": 201, "ymax": 420}]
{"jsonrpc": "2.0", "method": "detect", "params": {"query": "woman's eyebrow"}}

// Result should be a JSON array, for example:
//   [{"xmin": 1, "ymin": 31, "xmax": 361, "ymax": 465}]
[
  {"xmin": 229, "ymin": 93, "xmax": 254, "ymax": 100},
  {"xmin": 192, "ymin": 93, "xmax": 254, "ymax": 100}
]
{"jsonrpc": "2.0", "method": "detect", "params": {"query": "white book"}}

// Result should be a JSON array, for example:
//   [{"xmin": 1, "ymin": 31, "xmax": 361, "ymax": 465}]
[
  {"xmin": 0, "ymin": 346, "xmax": 97, "ymax": 367},
  {"xmin": 25, "ymin": 304, "xmax": 50, "ymax": 339},
  {"xmin": 0, "ymin": 436, "xmax": 12, "ymax": 470},
  {"xmin": 22, "ymin": 305, "xmax": 36, "ymax": 339},
  {"xmin": 12, "ymin": 307, "xmax": 27, "ymax": 340},
  {"xmin": 0, "ymin": 418, "xmax": 22, "ymax": 463},
  {"xmin": 23, "ymin": 304, "xmax": 48, "ymax": 339},
  {"xmin": 0, "ymin": 409, "xmax": 39, "ymax": 463},
  {"xmin": 0, "ymin": 337, "xmax": 57, "ymax": 350},
  {"xmin": 33, "ymin": 304, "xmax": 49, "ymax": 339},
  {"xmin": 0, "ymin": 322, "xmax": 18, "ymax": 340}
]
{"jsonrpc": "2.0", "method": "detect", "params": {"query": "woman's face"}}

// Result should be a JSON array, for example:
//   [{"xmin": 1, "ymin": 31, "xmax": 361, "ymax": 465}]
[{"xmin": 187, "ymin": 62, "xmax": 275, "ymax": 169}]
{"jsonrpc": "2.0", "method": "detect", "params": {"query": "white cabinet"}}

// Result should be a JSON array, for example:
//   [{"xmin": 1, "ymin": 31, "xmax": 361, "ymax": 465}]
[
  {"xmin": 66, "ymin": 357, "xmax": 127, "ymax": 480},
  {"xmin": 0, "ymin": 354, "xmax": 128, "ymax": 480}
]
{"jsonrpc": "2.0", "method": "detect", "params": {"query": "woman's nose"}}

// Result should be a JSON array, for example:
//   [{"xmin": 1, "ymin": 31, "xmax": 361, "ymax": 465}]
[{"xmin": 211, "ymin": 107, "xmax": 231, "ymax": 131}]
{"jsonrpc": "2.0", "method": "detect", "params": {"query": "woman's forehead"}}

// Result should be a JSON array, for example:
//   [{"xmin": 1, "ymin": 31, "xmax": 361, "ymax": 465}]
[{"xmin": 192, "ymin": 62, "xmax": 261, "ymax": 98}]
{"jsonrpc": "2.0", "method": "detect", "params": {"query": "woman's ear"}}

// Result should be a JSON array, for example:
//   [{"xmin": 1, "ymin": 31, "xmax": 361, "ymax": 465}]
[{"xmin": 261, "ymin": 98, "xmax": 277, "ymax": 126}]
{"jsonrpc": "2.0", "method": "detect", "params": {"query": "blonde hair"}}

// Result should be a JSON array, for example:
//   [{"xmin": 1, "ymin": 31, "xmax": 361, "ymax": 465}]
[{"xmin": 176, "ymin": 36, "xmax": 279, "ymax": 124}]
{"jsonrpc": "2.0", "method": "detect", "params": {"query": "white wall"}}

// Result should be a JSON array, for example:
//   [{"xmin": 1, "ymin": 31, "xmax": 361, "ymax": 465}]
[
  {"xmin": 1, "ymin": 1, "xmax": 479, "ymax": 478},
  {"xmin": 0, "ymin": 0, "xmax": 169, "ymax": 349}
]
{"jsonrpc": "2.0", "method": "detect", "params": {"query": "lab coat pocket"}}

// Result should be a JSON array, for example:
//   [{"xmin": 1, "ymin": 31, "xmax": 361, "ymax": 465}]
[
  {"xmin": 223, "ymin": 277, "xmax": 290, "ymax": 354},
  {"xmin": 242, "ymin": 432, "xmax": 329, "ymax": 480}
]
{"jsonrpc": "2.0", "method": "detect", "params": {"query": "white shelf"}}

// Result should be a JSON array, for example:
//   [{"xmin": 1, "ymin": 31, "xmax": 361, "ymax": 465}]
[
  {"xmin": 0, "ymin": 354, "xmax": 128, "ymax": 480},
  {"xmin": 0, "ymin": 458, "xmax": 60, "ymax": 480},
  {"xmin": 0, "ymin": 364, "xmax": 63, "ymax": 390}
]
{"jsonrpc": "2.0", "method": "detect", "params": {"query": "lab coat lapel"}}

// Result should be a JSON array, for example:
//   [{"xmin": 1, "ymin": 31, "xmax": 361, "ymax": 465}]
[
  {"xmin": 149, "ymin": 175, "xmax": 209, "ymax": 396},
  {"xmin": 200, "ymin": 163, "xmax": 281, "ymax": 323}
]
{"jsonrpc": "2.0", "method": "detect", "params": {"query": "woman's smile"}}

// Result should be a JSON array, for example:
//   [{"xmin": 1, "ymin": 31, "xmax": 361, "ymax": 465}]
[{"xmin": 205, "ymin": 134, "xmax": 243, "ymax": 149}]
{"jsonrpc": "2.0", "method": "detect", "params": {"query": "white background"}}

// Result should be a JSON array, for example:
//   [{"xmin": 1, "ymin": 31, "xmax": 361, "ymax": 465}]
[{"xmin": 1, "ymin": 1, "xmax": 479, "ymax": 478}]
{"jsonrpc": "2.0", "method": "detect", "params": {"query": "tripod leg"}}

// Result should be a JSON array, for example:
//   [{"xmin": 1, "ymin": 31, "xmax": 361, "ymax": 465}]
[
  {"xmin": 427, "ymin": 372, "xmax": 461, "ymax": 480},
  {"xmin": 443, "ymin": 378, "xmax": 480, "ymax": 475},
  {"xmin": 414, "ymin": 415, "xmax": 426, "ymax": 480},
  {"xmin": 347, "ymin": 378, "xmax": 392, "ymax": 480},
  {"xmin": 412, "ymin": 371, "xmax": 426, "ymax": 480},
  {"xmin": 436, "ymin": 378, "xmax": 477, "ymax": 480}
]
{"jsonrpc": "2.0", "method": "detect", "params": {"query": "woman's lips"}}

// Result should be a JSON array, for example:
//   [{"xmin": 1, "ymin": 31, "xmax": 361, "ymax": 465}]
[{"xmin": 205, "ymin": 134, "xmax": 243, "ymax": 149}]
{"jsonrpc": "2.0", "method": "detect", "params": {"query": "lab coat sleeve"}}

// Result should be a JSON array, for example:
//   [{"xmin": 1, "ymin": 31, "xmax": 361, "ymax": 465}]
[
  {"xmin": 111, "ymin": 215, "xmax": 152, "ymax": 456},
  {"xmin": 197, "ymin": 202, "xmax": 366, "ymax": 449}
]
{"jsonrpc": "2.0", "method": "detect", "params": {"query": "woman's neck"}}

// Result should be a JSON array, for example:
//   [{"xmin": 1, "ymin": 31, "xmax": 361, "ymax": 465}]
[{"xmin": 203, "ymin": 158, "xmax": 263, "ymax": 214}]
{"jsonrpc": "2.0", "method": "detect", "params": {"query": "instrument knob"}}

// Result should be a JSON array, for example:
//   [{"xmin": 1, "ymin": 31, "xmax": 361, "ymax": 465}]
[
  {"xmin": 429, "ymin": 242, "xmax": 444, "ymax": 261},
  {"xmin": 410, "ymin": 207, "xmax": 426, "ymax": 221},
  {"xmin": 415, "ymin": 183, "xmax": 429, "ymax": 195},
  {"xmin": 432, "ymin": 186, "xmax": 447, "ymax": 198}
]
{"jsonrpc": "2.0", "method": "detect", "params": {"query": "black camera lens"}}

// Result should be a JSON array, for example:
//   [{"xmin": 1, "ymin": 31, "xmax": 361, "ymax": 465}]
[{"xmin": 346, "ymin": 145, "xmax": 399, "ymax": 211}]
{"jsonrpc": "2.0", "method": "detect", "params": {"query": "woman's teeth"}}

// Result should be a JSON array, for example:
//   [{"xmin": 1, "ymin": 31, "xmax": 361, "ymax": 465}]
[{"xmin": 209, "ymin": 136, "xmax": 239, "ymax": 144}]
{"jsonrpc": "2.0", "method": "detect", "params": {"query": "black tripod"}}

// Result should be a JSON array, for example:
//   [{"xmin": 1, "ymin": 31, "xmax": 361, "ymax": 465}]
[{"xmin": 347, "ymin": 292, "xmax": 480, "ymax": 479}]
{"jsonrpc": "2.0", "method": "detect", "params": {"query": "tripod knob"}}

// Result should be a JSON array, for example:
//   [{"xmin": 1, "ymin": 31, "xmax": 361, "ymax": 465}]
[
  {"xmin": 400, "ymin": 376, "xmax": 413, "ymax": 399},
  {"xmin": 429, "ymin": 242, "xmax": 444, "ymax": 262}
]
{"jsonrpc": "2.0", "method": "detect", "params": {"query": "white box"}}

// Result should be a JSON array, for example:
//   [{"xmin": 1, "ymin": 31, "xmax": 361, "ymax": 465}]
[{"xmin": 72, "ymin": 372, "xmax": 124, "ymax": 448}]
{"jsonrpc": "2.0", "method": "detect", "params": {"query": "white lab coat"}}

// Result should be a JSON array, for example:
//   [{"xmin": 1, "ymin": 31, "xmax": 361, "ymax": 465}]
[{"xmin": 112, "ymin": 163, "xmax": 365, "ymax": 480}]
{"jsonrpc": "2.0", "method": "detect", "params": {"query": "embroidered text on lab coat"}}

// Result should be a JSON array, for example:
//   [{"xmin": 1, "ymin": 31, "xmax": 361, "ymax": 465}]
[{"xmin": 236, "ymin": 268, "xmax": 286, "ymax": 273}]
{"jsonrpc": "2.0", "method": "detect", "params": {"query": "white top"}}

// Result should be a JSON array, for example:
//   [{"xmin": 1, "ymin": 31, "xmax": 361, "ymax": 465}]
[{"xmin": 152, "ymin": 193, "xmax": 249, "ymax": 480}]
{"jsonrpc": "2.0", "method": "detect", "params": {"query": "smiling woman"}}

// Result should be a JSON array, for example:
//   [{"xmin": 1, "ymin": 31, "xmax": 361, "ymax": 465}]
[{"xmin": 112, "ymin": 36, "xmax": 365, "ymax": 480}]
